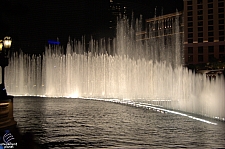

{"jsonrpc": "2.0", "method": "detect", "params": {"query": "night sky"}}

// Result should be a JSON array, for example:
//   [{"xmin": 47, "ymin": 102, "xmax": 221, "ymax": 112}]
[{"xmin": 0, "ymin": 0, "xmax": 183, "ymax": 53}]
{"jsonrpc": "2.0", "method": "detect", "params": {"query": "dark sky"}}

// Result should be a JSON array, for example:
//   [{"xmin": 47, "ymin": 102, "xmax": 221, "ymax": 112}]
[{"xmin": 0, "ymin": 0, "xmax": 183, "ymax": 53}]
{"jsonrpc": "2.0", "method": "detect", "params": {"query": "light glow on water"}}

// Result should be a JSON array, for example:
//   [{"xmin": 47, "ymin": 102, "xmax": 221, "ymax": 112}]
[{"xmin": 99, "ymin": 98, "xmax": 218, "ymax": 125}]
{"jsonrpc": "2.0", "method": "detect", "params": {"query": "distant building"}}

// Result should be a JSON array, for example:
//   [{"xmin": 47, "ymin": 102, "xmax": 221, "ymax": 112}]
[
  {"xmin": 108, "ymin": 0, "xmax": 153, "ymax": 38},
  {"xmin": 143, "ymin": 11, "xmax": 183, "ymax": 41},
  {"xmin": 108, "ymin": 0, "xmax": 128, "ymax": 37},
  {"xmin": 183, "ymin": 0, "xmax": 225, "ymax": 64},
  {"xmin": 143, "ymin": 0, "xmax": 225, "ymax": 65}
]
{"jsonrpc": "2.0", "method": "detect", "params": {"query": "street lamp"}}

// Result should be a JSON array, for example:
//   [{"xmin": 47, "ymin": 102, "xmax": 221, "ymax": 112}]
[
  {"xmin": 0, "ymin": 36, "xmax": 16, "ymax": 130},
  {"xmin": 0, "ymin": 36, "xmax": 12, "ymax": 98}
]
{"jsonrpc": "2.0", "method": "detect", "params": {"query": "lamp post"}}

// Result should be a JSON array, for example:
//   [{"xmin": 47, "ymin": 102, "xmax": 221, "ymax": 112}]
[
  {"xmin": 0, "ymin": 36, "xmax": 16, "ymax": 131},
  {"xmin": 0, "ymin": 36, "xmax": 12, "ymax": 98}
]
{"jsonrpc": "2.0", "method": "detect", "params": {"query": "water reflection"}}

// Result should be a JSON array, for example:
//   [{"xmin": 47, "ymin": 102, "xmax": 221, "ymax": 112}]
[{"xmin": 13, "ymin": 97, "xmax": 225, "ymax": 148}]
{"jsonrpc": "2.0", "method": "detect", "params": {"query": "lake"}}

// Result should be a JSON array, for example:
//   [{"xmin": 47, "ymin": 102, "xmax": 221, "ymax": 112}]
[{"xmin": 13, "ymin": 97, "xmax": 225, "ymax": 148}]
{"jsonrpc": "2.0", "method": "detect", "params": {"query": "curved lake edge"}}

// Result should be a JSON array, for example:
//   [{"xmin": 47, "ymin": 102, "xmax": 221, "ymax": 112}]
[{"xmin": 13, "ymin": 96, "xmax": 224, "ymax": 125}]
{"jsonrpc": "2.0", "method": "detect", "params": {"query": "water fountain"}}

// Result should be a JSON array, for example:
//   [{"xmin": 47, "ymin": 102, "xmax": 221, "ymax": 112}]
[{"xmin": 2, "ymin": 14, "xmax": 225, "ymax": 121}]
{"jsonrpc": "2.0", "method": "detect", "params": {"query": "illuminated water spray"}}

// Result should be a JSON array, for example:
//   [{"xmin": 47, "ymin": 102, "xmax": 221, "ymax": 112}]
[{"xmin": 3, "ymin": 14, "xmax": 225, "ymax": 121}]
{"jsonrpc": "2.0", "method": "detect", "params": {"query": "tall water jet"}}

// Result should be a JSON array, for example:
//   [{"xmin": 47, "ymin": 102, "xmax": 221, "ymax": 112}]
[{"xmin": 2, "ymin": 14, "xmax": 225, "ymax": 121}]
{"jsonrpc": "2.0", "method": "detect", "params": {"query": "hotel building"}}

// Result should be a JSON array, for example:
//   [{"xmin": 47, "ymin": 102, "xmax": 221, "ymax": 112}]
[
  {"xmin": 145, "ymin": 12, "xmax": 184, "ymax": 40},
  {"xmin": 183, "ymin": 0, "xmax": 225, "ymax": 64}
]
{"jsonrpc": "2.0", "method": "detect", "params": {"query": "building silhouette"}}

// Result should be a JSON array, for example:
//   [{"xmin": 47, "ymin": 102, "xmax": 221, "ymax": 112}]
[{"xmin": 143, "ymin": 0, "xmax": 225, "ymax": 65}]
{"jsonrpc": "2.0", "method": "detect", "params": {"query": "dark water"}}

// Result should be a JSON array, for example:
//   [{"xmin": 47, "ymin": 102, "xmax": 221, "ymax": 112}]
[{"xmin": 13, "ymin": 97, "xmax": 225, "ymax": 148}]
